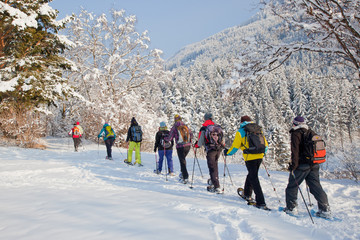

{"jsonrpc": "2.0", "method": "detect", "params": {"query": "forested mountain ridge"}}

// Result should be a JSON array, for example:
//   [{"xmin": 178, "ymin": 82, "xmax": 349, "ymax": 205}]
[{"xmin": 159, "ymin": 7, "xmax": 359, "ymax": 176}]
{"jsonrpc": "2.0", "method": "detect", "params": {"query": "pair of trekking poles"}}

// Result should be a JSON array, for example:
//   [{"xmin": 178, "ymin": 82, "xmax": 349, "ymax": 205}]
[{"xmin": 189, "ymin": 147, "xmax": 234, "ymax": 191}]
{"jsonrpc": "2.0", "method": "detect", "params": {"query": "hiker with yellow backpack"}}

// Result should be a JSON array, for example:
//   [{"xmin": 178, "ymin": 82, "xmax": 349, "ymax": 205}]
[
  {"xmin": 68, "ymin": 121, "xmax": 84, "ymax": 152},
  {"xmin": 97, "ymin": 122, "xmax": 116, "ymax": 160}
]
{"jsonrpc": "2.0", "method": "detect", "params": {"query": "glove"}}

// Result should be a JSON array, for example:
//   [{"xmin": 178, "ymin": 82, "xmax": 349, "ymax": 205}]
[
  {"xmin": 287, "ymin": 164, "xmax": 292, "ymax": 172},
  {"xmin": 288, "ymin": 163, "xmax": 297, "ymax": 172},
  {"xmin": 223, "ymin": 148, "xmax": 229, "ymax": 156},
  {"xmin": 194, "ymin": 141, "xmax": 199, "ymax": 148}
]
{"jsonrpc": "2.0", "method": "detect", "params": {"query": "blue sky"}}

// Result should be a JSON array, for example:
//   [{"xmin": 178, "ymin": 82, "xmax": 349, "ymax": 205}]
[{"xmin": 50, "ymin": 0, "xmax": 259, "ymax": 59}]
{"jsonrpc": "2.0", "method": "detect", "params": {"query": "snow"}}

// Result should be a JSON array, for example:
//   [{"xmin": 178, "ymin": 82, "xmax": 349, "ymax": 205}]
[{"xmin": 0, "ymin": 137, "xmax": 359, "ymax": 240}]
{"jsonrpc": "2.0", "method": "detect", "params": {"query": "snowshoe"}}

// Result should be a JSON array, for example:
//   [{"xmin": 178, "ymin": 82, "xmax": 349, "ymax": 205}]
[
  {"xmin": 237, "ymin": 187, "xmax": 256, "ymax": 205},
  {"xmin": 124, "ymin": 160, "xmax": 133, "ymax": 166},
  {"xmin": 282, "ymin": 207, "xmax": 298, "ymax": 216},
  {"xmin": 207, "ymin": 185, "xmax": 222, "ymax": 194},
  {"xmin": 255, "ymin": 204, "xmax": 271, "ymax": 211},
  {"xmin": 179, "ymin": 178, "xmax": 188, "ymax": 184},
  {"xmin": 315, "ymin": 209, "xmax": 332, "ymax": 219}
]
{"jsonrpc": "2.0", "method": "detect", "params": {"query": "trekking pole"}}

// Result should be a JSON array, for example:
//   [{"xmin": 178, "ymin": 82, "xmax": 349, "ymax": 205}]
[
  {"xmin": 223, "ymin": 155, "xmax": 234, "ymax": 186},
  {"xmin": 306, "ymin": 184, "xmax": 313, "ymax": 207},
  {"xmin": 189, "ymin": 154, "xmax": 197, "ymax": 189},
  {"xmin": 222, "ymin": 157, "xmax": 226, "ymax": 193},
  {"xmin": 155, "ymin": 151, "xmax": 158, "ymax": 173},
  {"xmin": 193, "ymin": 148, "xmax": 203, "ymax": 178},
  {"xmin": 164, "ymin": 147, "xmax": 168, "ymax": 181},
  {"xmin": 262, "ymin": 156, "xmax": 281, "ymax": 204},
  {"xmin": 115, "ymin": 142, "xmax": 127, "ymax": 160},
  {"xmin": 97, "ymin": 138, "xmax": 100, "ymax": 158},
  {"xmin": 291, "ymin": 171, "xmax": 314, "ymax": 224}
]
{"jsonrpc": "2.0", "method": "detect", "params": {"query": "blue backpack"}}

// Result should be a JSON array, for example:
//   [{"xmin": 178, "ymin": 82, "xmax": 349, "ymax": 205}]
[{"xmin": 131, "ymin": 125, "xmax": 142, "ymax": 142}]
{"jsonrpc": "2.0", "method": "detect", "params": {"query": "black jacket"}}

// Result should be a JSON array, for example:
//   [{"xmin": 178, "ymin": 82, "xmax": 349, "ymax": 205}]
[
  {"xmin": 289, "ymin": 125, "xmax": 309, "ymax": 170},
  {"xmin": 154, "ymin": 129, "xmax": 174, "ymax": 151}
]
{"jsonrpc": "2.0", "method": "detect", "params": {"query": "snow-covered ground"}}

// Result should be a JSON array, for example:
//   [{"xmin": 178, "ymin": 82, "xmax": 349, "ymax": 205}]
[{"xmin": 0, "ymin": 137, "xmax": 359, "ymax": 240}]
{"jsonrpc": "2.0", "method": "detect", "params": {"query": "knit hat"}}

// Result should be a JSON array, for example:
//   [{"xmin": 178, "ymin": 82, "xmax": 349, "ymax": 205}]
[
  {"xmin": 160, "ymin": 121, "xmax": 166, "ymax": 127},
  {"xmin": 240, "ymin": 115, "xmax": 252, "ymax": 123},
  {"xmin": 174, "ymin": 114, "xmax": 182, "ymax": 122},
  {"xmin": 76, "ymin": 122, "xmax": 79, "ymax": 125},
  {"xmin": 131, "ymin": 117, "xmax": 137, "ymax": 125},
  {"xmin": 204, "ymin": 113, "xmax": 213, "ymax": 121},
  {"xmin": 293, "ymin": 116, "xmax": 305, "ymax": 126}
]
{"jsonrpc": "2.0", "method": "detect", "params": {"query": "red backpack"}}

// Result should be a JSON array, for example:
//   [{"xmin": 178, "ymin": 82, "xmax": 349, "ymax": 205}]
[{"xmin": 302, "ymin": 129, "xmax": 326, "ymax": 164}]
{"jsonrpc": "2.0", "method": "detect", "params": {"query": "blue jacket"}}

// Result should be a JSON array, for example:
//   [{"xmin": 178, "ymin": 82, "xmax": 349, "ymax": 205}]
[{"xmin": 98, "ymin": 123, "xmax": 116, "ymax": 140}]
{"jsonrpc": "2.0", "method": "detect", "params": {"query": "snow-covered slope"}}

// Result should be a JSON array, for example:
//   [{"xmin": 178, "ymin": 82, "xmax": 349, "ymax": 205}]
[{"xmin": 0, "ymin": 137, "xmax": 359, "ymax": 240}]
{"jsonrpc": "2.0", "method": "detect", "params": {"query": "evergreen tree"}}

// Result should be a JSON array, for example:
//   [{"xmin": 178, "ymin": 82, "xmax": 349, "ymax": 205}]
[{"xmin": 0, "ymin": 0, "xmax": 73, "ymax": 144}]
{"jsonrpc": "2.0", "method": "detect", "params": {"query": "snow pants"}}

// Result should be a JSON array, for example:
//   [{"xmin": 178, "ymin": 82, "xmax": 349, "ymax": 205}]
[
  {"xmin": 285, "ymin": 164, "xmax": 329, "ymax": 211},
  {"xmin": 128, "ymin": 141, "xmax": 141, "ymax": 164},
  {"xmin": 73, "ymin": 137, "xmax": 81, "ymax": 151},
  {"xmin": 105, "ymin": 137, "xmax": 115, "ymax": 158},
  {"xmin": 176, "ymin": 146, "xmax": 191, "ymax": 180},
  {"xmin": 206, "ymin": 150, "xmax": 221, "ymax": 189},
  {"xmin": 158, "ymin": 149, "xmax": 174, "ymax": 173},
  {"xmin": 244, "ymin": 158, "xmax": 266, "ymax": 206}
]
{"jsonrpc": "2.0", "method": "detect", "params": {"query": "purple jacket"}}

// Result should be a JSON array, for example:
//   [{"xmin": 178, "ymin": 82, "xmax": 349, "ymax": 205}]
[{"xmin": 165, "ymin": 121, "xmax": 193, "ymax": 148}]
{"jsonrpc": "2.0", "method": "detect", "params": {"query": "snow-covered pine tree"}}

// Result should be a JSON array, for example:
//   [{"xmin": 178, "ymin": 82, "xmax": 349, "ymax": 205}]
[
  {"xmin": 0, "ymin": 0, "xmax": 73, "ymax": 146},
  {"xmin": 60, "ymin": 9, "xmax": 165, "ymax": 144}
]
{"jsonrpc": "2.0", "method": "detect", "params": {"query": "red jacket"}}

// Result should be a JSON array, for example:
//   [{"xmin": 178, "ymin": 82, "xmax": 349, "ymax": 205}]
[{"xmin": 195, "ymin": 119, "xmax": 214, "ymax": 148}]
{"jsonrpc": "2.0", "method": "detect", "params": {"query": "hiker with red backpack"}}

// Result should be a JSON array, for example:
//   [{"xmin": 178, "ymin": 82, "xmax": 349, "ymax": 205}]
[
  {"xmin": 283, "ymin": 116, "xmax": 331, "ymax": 218},
  {"xmin": 154, "ymin": 121, "xmax": 174, "ymax": 175},
  {"xmin": 224, "ymin": 116, "xmax": 269, "ymax": 210},
  {"xmin": 97, "ymin": 122, "xmax": 116, "ymax": 160},
  {"xmin": 195, "ymin": 113, "xmax": 224, "ymax": 193},
  {"xmin": 165, "ymin": 114, "xmax": 193, "ymax": 184},
  {"xmin": 68, "ymin": 121, "xmax": 84, "ymax": 152}
]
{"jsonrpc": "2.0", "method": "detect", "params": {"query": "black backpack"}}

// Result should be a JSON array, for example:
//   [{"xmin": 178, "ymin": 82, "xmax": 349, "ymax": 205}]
[
  {"xmin": 204, "ymin": 124, "xmax": 224, "ymax": 151},
  {"xmin": 131, "ymin": 125, "xmax": 142, "ymax": 142},
  {"xmin": 243, "ymin": 123, "xmax": 266, "ymax": 154},
  {"xmin": 160, "ymin": 131, "xmax": 172, "ymax": 149}
]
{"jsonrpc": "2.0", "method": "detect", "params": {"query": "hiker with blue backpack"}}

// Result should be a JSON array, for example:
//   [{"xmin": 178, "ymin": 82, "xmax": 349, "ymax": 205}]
[
  {"xmin": 154, "ymin": 121, "xmax": 174, "ymax": 175},
  {"xmin": 125, "ymin": 117, "xmax": 143, "ymax": 166},
  {"xmin": 195, "ymin": 113, "xmax": 224, "ymax": 193},
  {"xmin": 97, "ymin": 122, "xmax": 116, "ymax": 160},
  {"xmin": 224, "ymin": 115, "xmax": 269, "ymax": 210}
]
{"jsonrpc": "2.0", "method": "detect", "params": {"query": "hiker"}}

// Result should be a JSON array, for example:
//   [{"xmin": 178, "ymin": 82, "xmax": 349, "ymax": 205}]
[
  {"xmin": 68, "ymin": 121, "xmax": 83, "ymax": 152},
  {"xmin": 224, "ymin": 115, "xmax": 269, "ymax": 209},
  {"xmin": 283, "ymin": 116, "xmax": 331, "ymax": 218},
  {"xmin": 97, "ymin": 122, "xmax": 116, "ymax": 160},
  {"xmin": 165, "ymin": 114, "xmax": 193, "ymax": 183},
  {"xmin": 125, "ymin": 117, "xmax": 143, "ymax": 166},
  {"xmin": 195, "ymin": 113, "xmax": 224, "ymax": 193},
  {"xmin": 154, "ymin": 121, "xmax": 174, "ymax": 175}
]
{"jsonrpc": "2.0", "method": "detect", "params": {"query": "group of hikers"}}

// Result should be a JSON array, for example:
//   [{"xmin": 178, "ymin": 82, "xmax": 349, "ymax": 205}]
[{"xmin": 68, "ymin": 113, "xmax": 331, "ymax": 219}]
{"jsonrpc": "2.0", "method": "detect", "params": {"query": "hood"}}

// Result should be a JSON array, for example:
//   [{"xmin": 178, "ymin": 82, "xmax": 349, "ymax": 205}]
[
  {"xmin": 240, "ymin": 121, "xmax": 252, "ymax": 129},
  {"xmin": 131, "ymin": 117, "xmax": 138, "ymax": 126},
  {"xmin": 290, "ymin": 124, "xmax": 308, "ymax": 132},
  {"xmin": 103, "ymin": 123, "xmax": 109, "ymax": 128},
  {"xmin": 202, "ymin": 119, "xmax": 215, "ymax": 127}
]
